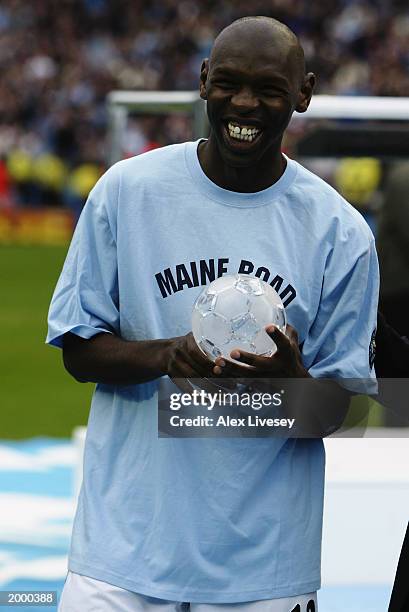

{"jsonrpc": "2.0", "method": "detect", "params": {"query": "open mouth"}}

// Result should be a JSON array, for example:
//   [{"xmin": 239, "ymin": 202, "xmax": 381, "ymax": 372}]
[{"xmin": 223, "ymin": 121, "xmax": 263, "ymax": 147}]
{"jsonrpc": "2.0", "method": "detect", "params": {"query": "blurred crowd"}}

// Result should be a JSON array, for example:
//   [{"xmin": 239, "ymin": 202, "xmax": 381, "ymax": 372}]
[{"xmin": 0, "ymin": 0, "xmax": 408, "ymax": 212}]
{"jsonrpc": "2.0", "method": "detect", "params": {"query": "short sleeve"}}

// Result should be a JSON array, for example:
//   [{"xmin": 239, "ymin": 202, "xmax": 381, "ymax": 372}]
[
  {"xmin": 46, "ymin": 167, "xmax": 119, "ymax": 348},
  {"xmin": 302, "ymin": 232, "xmax": 379, "ymax": 394}
]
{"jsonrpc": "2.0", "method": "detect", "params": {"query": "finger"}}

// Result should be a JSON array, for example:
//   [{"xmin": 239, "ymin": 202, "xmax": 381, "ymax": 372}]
[
  {"xmin": 171, "ymin": 359, "xmax": 203, "ymax": 383},
  {"xmin": 207, "ymin": 358, "xmax": 237, "ymax": 387},
  {"xmin": 227, "ymin": 354, "xmax": 283, "ymax": 379},
  {"xmin": 213, "ymin": 357, "xmax": 225, "ymax": 376},
  {"xmin": 171, "ymin": 362, "xmax": 219, "ymax": 396},
  {"xmin": 190, "ymin": 336, "xmax": 252, "ymax": 386},
  {"xmin": 215, "ymin": 356, "xmax": 258, "ymax": 379},
  {"xmin": 229, "ymin": 349, "xmax": 271, "ymax": 369},
  {"xmin": 284, "ymin": 324, "xmax": 299, "ymax": 345},
  {"xmin": 187, "ymin": 332, "xmax": 213, "ymax": 362},
  {"xmin": 177, "ymin": 362, "xmax": 220, "ymax": 394},
  {"xmin": 172, "ymin": 336, "xmax": 215, "ymax": 379},
  {"xmin": 265, "ymin": 325, "xmax": 291, "ymax": 352},
  {"xmin": 209, "ymin": 358, "xmax": 239, "ymax": 389},
  {"xmin": 186, "ymin": 333, "xmax": 219, "ymax": 374}
]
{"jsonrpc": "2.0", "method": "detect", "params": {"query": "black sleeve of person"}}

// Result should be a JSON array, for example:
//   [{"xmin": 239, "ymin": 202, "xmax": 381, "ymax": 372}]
[
  {"xmin": 375, "ymin": 312, "xmax": 409, "ymax": 378},
  {"xmin": 375, "ymin": 314, "xmax": 409, "ymax": 611},
  {"xmin": 389, "ymin": 523, "xmax": 409, "ymax": 612}
]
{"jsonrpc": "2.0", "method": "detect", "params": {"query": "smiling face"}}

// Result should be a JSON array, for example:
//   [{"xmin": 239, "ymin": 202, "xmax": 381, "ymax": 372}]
[{"xmin": 200, "ymin": 18, "xmax": 314, "ymax": 169}]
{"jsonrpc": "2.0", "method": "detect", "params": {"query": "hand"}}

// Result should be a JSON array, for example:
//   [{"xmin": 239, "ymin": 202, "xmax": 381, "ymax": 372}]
[
  {"xmin": 213, "ymin": 324, "xmax": 309, "ymax": 380},
  {"xmin": 164, "ymin": 332, "xmax": 235, "ymax": 393}
]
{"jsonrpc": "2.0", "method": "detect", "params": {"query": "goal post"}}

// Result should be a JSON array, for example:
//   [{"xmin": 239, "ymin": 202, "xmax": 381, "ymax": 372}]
[
  {"xmin": 301, "ymin": 95, "xmax": 409, "ymax": 120},
  {"xmin": 107, "ymin": 92, "xmax": 409, "ymax": 165},
  {"xmin": 107, "ymin": 91, "xmax": 208, "ymax": 165}
]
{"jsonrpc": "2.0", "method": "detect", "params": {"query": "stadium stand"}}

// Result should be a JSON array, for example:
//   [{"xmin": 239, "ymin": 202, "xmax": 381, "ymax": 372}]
[{"xmin": 0, "ymin": 0, "xmax": 408, "ymax": 209}]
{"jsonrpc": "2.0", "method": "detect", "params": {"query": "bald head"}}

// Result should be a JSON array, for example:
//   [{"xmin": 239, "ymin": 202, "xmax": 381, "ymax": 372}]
[
  {"xmin": 210, "ymin": 17, "xmax": 305, "ymax": 85},
  {"xmin": 198, "ymin": 15, "xmax": 315, "ymax": 172}
]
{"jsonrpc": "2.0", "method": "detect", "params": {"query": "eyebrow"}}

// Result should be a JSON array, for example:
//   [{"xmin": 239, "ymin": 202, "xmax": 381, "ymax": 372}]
[
  {"xmin": 211, "ymin": 66, "xmax": 290, "ymax": 87},
  {"xmin": 212, "ymin": 66, "xmax": 290, "ymax": 92}
]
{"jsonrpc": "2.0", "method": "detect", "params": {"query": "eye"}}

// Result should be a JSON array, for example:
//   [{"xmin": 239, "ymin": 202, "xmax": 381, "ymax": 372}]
[
  {"xmin": 259, "ymin": 86, "xmax": 288, "ymax": 98},
  {"xmin": 260, "ymin": 88, "xmax": 283, "ymax": 97},
  {"xmin": 213, "ymin": 80, "xmax": 236, "ymax": 90}
]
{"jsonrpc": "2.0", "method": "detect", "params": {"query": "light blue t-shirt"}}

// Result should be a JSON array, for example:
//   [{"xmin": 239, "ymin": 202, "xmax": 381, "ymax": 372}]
[{"xmin": 47, "ymin": 141, "xmax": 379, "ymax": 603}]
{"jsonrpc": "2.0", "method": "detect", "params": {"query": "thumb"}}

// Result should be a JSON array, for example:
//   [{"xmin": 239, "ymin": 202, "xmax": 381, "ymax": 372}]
[{"xmin": 265, "ymin": 324, "xmax": 290, "ymax": 351}]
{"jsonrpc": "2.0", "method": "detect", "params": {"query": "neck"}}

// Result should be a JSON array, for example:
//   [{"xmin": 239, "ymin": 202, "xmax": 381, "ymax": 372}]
[{"xmin": 197, "ymin": 135, "xmax": 286, "ymax": 193}]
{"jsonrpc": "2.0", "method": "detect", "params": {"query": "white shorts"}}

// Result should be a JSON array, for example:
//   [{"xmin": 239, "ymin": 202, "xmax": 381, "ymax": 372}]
[{"xmin": 59, "ymin": 571, "xmax": 318, "ymax": 612}]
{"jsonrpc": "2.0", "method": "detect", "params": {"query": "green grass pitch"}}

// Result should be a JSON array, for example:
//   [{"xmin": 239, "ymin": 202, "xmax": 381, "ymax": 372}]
[{"xmin": 1, "ymin": 244, "xmax": 93, "ymax": 439}]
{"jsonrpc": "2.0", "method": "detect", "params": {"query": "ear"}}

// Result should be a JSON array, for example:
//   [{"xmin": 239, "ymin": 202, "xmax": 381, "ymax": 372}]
[
  {"xmin": 199, "ymin": 58, "xmax": 209, "ymax": 100},
  {"xmin": 295, "ymin": 72, "xmax": 316, "ymax": 113}
]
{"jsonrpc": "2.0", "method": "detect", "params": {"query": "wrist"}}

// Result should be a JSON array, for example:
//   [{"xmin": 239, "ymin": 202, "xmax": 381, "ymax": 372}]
[{"xmin": 156, "ymin": 338, "xmax": 175, "ymax": 376}]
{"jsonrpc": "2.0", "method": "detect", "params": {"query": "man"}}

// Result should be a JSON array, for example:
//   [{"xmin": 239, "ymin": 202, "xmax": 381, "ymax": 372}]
[
  {"xmin": 47, "ymin": 16, "xmax": 379, "ymax": 611},
  {"xmin": 375, "ymin": 314, "xmax": 409, "ymax": 612},
  {"xmin": 389, "ymin": 524, "xmax": 409, "ymax": 612},
  {"xmin": 376, "ymin": 312, "xmax": 409, "ymax": 379},
  {"xmin": 377, "ymin": 162, "xmax": 409, "ymax": 340}
]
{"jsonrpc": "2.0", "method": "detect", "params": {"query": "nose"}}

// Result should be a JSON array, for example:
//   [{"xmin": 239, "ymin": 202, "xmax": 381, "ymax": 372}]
[{"xmin": 230, "ymin": 86, "xmax": 259, "ymax": 112}]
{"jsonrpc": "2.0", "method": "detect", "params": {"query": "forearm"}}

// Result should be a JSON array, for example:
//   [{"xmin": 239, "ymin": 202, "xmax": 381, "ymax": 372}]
[{"xmin": 62, "ymin": 332, "xmax": 173, "ymax": 385}]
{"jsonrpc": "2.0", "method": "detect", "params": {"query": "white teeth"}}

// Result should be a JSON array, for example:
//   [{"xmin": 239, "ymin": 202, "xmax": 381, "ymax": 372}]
[{"xmin": 227, "ymin": 122, "xmax": 260, "ymax": 142}]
